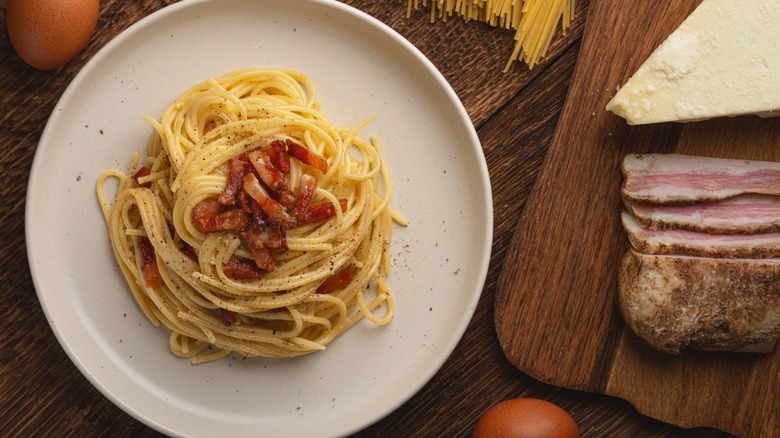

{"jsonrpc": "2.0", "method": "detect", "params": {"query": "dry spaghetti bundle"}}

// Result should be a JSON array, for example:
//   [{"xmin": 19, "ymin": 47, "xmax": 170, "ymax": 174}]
[{"xmin": 407, "ymin": 0, "xmax": 575, "ymax": 70}]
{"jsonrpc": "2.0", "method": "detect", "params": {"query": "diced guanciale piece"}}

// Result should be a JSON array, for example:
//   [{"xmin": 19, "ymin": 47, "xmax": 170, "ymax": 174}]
[
  {"xmin": 249, "ymin": 150, "xmax": 285, "ymax": 191},
  {"xmin": 286, "ymin": 139, "xmax": 328, "ymax": 173},
  {"xmin": 303, "ymin": 198, "xmax": 348, "ymax": 224},
  {"xmin": 245, "ymin": 197, "xmax": 268, "ymax": 223},
  {"xmin": 242, "ymin": 174, "xmax": 297, "ymax": 228},
  {"xmin": 222, "ymin": 257, "xmax": 264, "ymax": 280},
  {"xmin": 250, "ymin": 246, "xmax": 277, "ymax": 272},
  {"xmin": 316, "ymin": 268, "xmax": 354, "ymax": 294},
  {"xmin": 195, "ymin": 208, "xmax": 249, "ymax": 232},
  {"xmin": 291, "ymin": 174, "xmax": 317, "ymax": 220},
  {"xmin": 192, "ymin": 198, "xmax": 223, "ymax": 222},
  {"xmin": 270, "ymin": 140, "xmax": 291, "ymax": 174},
  {"xmin": 137, "ymin": 236, "xmax": 162, "ymax": 287},
  {"xmin": 239, "ymin": 218, "xmax": 286, "ymax": 272},
  {"xmin": 219, "ymin": 159, "xmax": 253, "ymax": 206},
  {"xmin": 248, "ymin": 150, "xmax": 296, "ymax": 208},
  {"xmin": 240, "ymin": 221, "xmax": 288, "ymax": 254},
  {"xmin": 133, "ymin": 166, "xmax": 152, "ymax": 188}
]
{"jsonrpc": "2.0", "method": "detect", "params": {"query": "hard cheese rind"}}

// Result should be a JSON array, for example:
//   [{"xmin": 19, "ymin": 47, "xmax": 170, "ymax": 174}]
[{"xmin": 606, "ymin": 0, "xmax": 780, "ymax": 125}]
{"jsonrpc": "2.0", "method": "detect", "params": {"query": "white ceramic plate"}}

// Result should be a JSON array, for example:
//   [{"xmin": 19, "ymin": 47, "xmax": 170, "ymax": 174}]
[{"xmin": 25, "ymin": 0, "xmax": 492, "ymax": 436}]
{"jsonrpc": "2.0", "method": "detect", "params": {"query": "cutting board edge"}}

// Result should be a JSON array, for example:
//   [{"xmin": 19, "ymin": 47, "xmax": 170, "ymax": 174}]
[{"xmin": 492, "ymin": 0, "xmax": 780, "ymax": 436}]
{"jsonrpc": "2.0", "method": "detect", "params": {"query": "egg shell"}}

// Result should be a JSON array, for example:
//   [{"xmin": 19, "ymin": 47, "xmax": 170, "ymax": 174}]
[
  {"xmin": 472, "ymin": 398, "xmax": 579, "ymax": 438},
  {"xmin": 7, "ymin": 0, "xmax": 100, "ymax": 70}
]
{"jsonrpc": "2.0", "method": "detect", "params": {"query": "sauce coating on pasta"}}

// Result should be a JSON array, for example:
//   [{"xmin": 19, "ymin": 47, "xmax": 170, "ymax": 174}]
[{"xmin": 97, "ymin": 69, "xmax": 405, "ymax": 363}]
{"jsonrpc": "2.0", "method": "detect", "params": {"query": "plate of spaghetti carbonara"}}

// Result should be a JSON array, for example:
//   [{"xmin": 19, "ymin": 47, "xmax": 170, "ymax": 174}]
[{"xmin": 26, "ymin": 1, "xmax": 492, "ymax": 437}]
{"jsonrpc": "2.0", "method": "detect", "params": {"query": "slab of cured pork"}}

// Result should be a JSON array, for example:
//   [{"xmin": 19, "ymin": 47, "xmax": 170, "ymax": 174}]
[{"xmin": 618, "ymin": 154, "xmax": 780, "ymax": 354}]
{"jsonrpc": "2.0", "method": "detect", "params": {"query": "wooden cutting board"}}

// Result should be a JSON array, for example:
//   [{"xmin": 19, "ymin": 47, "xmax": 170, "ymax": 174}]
[{"xmin": 494, "ymin": 1, "xmax": 780, "ymax": 437}]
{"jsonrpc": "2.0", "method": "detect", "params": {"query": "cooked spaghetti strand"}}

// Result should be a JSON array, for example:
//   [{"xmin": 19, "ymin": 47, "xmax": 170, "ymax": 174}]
[{"xmin": 97, "ymin": 69, "xmax": 404, "ymax": 363}]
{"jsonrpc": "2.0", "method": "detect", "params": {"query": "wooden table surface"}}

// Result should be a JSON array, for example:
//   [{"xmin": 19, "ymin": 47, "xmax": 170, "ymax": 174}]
[{"xmin": 0, "ymin": 1, "xmax": 737, "ymax": 437}]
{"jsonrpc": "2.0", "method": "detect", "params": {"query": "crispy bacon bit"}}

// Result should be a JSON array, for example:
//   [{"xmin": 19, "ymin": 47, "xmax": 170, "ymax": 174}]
[
  {"xmin": 241, "ymin": 223, "xmax": 288, "ymax": 252},
  {"xmin": 249, "ymin": 150, "xmax": 285, "ymax": 191},
  {"xmin": 248, "ymin": 150, "xmax": 297, "ymax": 208},
  {"xmin": 303, "ymin": 198, "xmax": 348, "ymax": 224},
  {"xmin": 222, "ymin": 257, "xmax": 264, "ymax": 280},
  {"xmin": 212, "ymin": 308, "xmax": 238, "ymax": 326},
  {"xmin": 192, "ymin": 198, "xmax": 223, "ymax": 222},
  {"xmin": 196, "ymin": 208, "xmax": 249, "ymax": 232},
  {"xmin": 286, "ymin": 139, "xmax": 328, "ymax": 173},
  {"xmin": 250, "ymin": 246, "xmax": 277, "ymax": 272},
  {"xmin": 246, "ymin": 197, "xmax": 268, "ymax": 223},
  {"xmin": 292, "ymin": 174, "xmax": 317, "ymax": 220},
  {"xmin": 240, "ymin": 213, "xmax": 286, "ymax": 265},
  {"xmin": 239, "ymin": 220, "xmax": 285, "ymax": 273},
  {"xmin": 316, "ymin": 268, "xmax": 354, "ymax": 294},
  {"xmin": 191, "ymin": 198, "xmax": 249, "ymax": 232},
  {"xmin": 219, "ymin": 159, "xmax": 253, "ymax": 206},
  {"xmin": 270, "ymin": 140, "xmax": 291, "ymax": 174},
  {"xmin": 133, "ymin": 167, "xmax": 152, "ymax": 188},
  {"xmin": 137, "ymin": 236, "xmax": 162, "ymax": 287},
  {"xmin": 242, "ymin": 173, "xmax": 297, "ymax": 228},
  {"xmin": 277, "ymin": 189, "xmax": 298, "ymax": 210},
  {"xmin": 266, "ymin": 225, "xmax": 288, "ymax": 252}
]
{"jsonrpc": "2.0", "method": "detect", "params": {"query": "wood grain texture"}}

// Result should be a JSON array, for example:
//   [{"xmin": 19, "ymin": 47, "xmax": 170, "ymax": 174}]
[
  {"xmin": 495, "ymin": 0, "xmax": 693, "ymax": 391},
  {"xmin": 0, "ymin": 0, "xmax": 732, "ymax": 437},
  {"xmin": 607, "ymin": 115, "xmax": 780, "ymax": 437},
  {"xmin": 494, "ymin": 0, "xmax": 780, "ymax": 437}
]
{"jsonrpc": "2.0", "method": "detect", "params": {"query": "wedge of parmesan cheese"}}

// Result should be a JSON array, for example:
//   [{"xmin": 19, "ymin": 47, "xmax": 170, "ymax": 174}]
[{"xmin": 606, "ymin": 0, "xmax": 780, "ymax": 125}]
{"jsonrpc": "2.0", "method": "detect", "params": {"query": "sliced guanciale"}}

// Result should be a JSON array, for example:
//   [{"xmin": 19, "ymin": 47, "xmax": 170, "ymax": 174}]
[
  {"xmin": 242, "ymin": 173, "xmax": 297, "ymax": 228},
  {"xmin": 249, "ymin": 246, "xmax": 277, "ymax": 272},
  {"xmin": 621, "ymin": 210, "xmax": 780, "ymax": 259},
  {"xmin": 247, "ymin": 150, "xmax": 297, "ymax": 208},
  {"xmin": 137, "ymin": 236, "xmax": 162, "ymax": 287},
  {"xmin": 240, "ymin": 221, "xmax": 288, "ymax": 270},
  {"xmin": 622, "ymin": 153, "xmax": 780, "ymax": 204},
  {"xmin": 133, "ymin": 166, "xmax": 152, "ymax": 188},
  {"xmin": 291, "ymin": 174, "xmax": 317, "ymax": 220},
  {"xmin": 191, "ymin": 198, "xmax": 249, "ymax": 232},
  {"xmin": 302, "ymin": 198, "xmax": 348, "ymax": 224},
  {"xmin": 286, "ymin": 139, "xmax": 328, "ymax": 173},
  {"xmin": 624, "ymin": 194, "xmax": 780, "ymax": 235},
  {"xmin": 269, "ymin": 139, "xmax": 291, "ymax": 174},
  {"xmin": 316, "ymin": 267, "xmax": 354, "ymax": 294},
  {"xmin": 219, "ymin": 159, "xmax": 253, "ymax": 206},
  {"xmin": 222, "ymin": 256, "xmax": 265, "ymax": 279}
]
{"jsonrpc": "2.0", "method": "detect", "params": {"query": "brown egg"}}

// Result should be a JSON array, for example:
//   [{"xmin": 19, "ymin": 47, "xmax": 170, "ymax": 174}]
[
  {"xmin": 473, "ymin": 398, "xmax": 579, "ymax": 438},
  {"xmin": 6, "ymin": 0, "xmax": 99, "ymax": 70}
]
